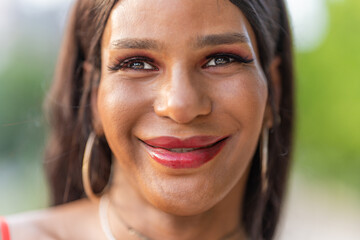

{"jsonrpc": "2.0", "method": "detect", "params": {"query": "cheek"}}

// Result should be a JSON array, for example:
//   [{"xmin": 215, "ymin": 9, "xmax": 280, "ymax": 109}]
[
  {"xmin": 211, "ymin": 69, "xmax": 268, "ymax": 175},
  {"xmin": 97, "ymin": 78, "xmax": 150, "ymax": 152},
  {"xmin": 213, "ymin": 69, "xmax": 268, "ymax": 127}
]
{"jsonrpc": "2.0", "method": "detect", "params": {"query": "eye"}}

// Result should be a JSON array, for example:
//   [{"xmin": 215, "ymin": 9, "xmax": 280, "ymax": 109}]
[
  {"xmin": 206, "ymin": 56, "xmax": 235, "ymax": 67},
  {"xmin": 203, "ymin": 53, "xmax": 253, "ymax": 68},
  {"xmin": 108, "ymin": 56, "xmax": 158, "ymax": 72},
  {"xmin": 126, "ymin": 61, "xmax": 155, "ymax": 70}
]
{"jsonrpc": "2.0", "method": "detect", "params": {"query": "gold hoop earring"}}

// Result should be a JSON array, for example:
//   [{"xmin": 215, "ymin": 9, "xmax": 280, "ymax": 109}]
[
  {"xmin": 82, "ymin": 131, "xmax": 100, "ymax": 203},
  {"xmin": 260, "ymin": 127, "xmax": 269, "ymax": 194}
]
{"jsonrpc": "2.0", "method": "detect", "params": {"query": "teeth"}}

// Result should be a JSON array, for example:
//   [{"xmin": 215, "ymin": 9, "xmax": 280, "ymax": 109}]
[{"xmin": 168, "ymin": 148, "xmax": 197, "ymax": 153}]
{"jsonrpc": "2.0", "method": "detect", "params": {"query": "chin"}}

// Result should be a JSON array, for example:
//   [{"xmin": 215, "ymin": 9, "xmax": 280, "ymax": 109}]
[{"xmin": 138, "ymin": 169, "xmax": 239, "ymax": 216}]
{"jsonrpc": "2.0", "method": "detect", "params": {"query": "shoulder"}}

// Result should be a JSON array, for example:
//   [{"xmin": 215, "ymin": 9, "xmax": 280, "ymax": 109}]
[
  {"xmin": 5, "ymin": 199, "xmax": 102, "ymax": 240},
  {"xmin": 5, "ymin": 209, "xmax": 55, "ymax": 240}
]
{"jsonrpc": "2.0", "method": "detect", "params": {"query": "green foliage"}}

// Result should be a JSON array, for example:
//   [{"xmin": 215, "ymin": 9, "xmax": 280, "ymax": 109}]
[
  {"xmin": 294, "ymin": 0, "xmax": 360, "ymax": 191},
  {"xmin": 0, "ymin": 38, "xmax": 55, "ymax": 161}
]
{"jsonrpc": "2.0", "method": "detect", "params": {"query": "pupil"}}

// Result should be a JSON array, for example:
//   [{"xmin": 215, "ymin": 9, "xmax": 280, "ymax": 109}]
[
  {"xmin": 215, "ymin": 57, "xmax": 229, "ymax": 65},
  {"xmin": 130, "ymin": 62, "xmax": 144, "ymax": 69}
]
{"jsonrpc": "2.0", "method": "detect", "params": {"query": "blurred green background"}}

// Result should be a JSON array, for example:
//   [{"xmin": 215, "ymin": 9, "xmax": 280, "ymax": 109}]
[
  {"xmin": 0, "ymin": 0, "xmax": 359, "ymax": 229},
  {"xmin": 293, "ymin": 0, "xmax": 360, "ymax": 190}
]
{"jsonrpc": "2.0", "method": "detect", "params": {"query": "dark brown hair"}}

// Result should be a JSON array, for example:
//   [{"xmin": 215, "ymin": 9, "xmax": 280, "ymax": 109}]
[{"xmin": 45, "ymin": 0, "xmax": 294, "ymax": 239}]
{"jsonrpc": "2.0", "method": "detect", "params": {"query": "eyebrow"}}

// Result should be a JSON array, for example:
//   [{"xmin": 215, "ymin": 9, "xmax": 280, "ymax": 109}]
[
  {"xmin": 195, "ymin": 32, "xmax": 250, "ymax": 48},
  {"xmin": 109, "ymin": 32, "xmax": 250, "ymax": 50},
  {"xmin": 110, "ymin": 38, "xmax": 162, "ymax": 50}
]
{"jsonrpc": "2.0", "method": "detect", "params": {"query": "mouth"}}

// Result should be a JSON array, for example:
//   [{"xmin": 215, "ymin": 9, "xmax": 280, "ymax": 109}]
[{"xmin": 140, "ymin": 136, "xmax": 229, "ymax": 169}]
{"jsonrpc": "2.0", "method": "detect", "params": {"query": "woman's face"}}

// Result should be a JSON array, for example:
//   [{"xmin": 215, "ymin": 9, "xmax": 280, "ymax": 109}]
[{"xmin": 98, "ymin": 0, "xmax": 269, "ymax": 215}]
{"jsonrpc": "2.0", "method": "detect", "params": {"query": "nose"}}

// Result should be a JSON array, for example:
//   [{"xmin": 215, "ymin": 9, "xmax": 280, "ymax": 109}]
[{"xmin": 154, "ymin": 65, "xmax": 212, "ymax": 124}]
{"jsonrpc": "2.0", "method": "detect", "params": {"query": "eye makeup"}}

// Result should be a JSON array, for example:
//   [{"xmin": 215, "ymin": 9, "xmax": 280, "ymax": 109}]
[
  {"xmin": 107, "ymin": 56, "xmax": 158, "ymax": 72},
  {"xmin": 106, "ymin": 49, "xmax": 254, "ymax": 73},
  {"xmin": 203, "ymin": 52, "xmax": 254, "ymax": 68}
]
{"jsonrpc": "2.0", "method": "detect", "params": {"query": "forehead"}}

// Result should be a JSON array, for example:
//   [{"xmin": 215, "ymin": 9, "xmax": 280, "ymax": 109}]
[{"xmin": 102, "ymin": 0, "xmax": 256, "ymax": 49}]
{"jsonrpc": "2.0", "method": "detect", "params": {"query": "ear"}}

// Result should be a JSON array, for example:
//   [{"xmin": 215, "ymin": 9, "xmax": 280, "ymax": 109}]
[
  {"xmin": 84, "ymin": 61, "xmax": 104, "ymax": 136},
  {"xmin": 91, "ymin": 87, "xmax": 104, "ymax": 136},
  {"xmin": 264, "ymin": 56, "xmax": 282, "ymax": 128}
]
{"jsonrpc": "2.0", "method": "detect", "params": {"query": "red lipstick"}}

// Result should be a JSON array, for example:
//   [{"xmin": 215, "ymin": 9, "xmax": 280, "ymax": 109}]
[{"xmin": 141, "ymin": 136, "xmax": 228, "ymax": 169}]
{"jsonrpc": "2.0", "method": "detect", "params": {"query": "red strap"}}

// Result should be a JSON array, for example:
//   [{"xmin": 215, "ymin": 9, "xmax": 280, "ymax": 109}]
[{"xmin": 0, "ymin": 217, "xmax": 10, "ymax": 240}]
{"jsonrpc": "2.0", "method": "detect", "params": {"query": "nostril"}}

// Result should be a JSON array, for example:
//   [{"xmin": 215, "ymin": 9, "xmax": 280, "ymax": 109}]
[
  {"xmin": 153, "ymin": 70, "xmax": 212, "ymax": 123},
  {"xmin": 154, "ymin": 96, "xmax": 212, "ymax": 124}
]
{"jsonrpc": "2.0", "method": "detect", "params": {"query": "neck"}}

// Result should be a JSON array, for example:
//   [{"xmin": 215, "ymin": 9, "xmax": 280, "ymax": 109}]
[{"xmin": 106, "ymin": 161, "xmax": 249, "ymax": 240}]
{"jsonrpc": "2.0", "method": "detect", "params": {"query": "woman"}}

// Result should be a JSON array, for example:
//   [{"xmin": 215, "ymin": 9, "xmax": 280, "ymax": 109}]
[{"xmin": 2, "ymin": 0, "xmax": 294, "ymax": 239}]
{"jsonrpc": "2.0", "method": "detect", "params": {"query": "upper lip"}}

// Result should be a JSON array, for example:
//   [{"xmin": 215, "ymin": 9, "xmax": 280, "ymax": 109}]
[{"xmin": 141, "ymin": 136, "xmax": 229, "ymax": 150}]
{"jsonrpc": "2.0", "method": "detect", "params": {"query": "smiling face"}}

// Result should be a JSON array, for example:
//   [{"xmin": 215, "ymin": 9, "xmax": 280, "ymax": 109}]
[{"xmin": 97, "ymin": 0, "xmax": 270, "ymax": 215}]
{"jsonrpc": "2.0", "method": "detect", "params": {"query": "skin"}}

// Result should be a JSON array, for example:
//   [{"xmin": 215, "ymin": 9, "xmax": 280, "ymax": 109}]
[{"xmin": 6, "ymin": 0, "xmax": 281, "ymax": 239}]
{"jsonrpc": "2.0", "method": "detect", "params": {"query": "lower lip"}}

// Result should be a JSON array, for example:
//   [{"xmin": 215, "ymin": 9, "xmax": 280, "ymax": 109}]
[{"xmin": 143, "ymin": 139, "xmax": 228, "ymax": 169}]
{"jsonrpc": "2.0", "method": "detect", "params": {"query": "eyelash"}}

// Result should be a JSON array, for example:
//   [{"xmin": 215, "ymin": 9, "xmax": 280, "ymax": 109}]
[
  {"xmin": 203, "ymin": 53, "xmax": 254, "ymax": 68},
  {"xmin": 108, "ymin": 56, "xmax": 158, "ymax": 72},
  {"xmin": 107, "ymin": 53, "xmax": 254, "ymax": 72}
]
